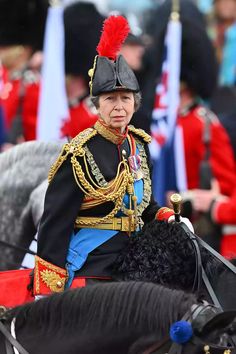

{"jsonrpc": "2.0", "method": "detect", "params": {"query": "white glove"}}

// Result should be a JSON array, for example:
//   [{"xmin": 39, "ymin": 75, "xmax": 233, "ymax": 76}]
[{"xmin": 168, "ymin": 215, "xmax": 194, "ymax": 233}]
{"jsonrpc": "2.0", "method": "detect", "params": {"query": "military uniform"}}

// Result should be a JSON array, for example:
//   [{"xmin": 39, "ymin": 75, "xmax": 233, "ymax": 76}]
[
  {"xmin": 0, "ymin": 68, "xmax": 41, "ymax": 142},
  {"xmin": 35, "ymin": 120, "xmax": 161, "ymax": 294},
  {"xmin": 178, "ymin": 104, "xmax": 236, "ymax": 196},
  {"xmin": 211, "ymin": 189, "xmax": 236, "ymax": 259}
]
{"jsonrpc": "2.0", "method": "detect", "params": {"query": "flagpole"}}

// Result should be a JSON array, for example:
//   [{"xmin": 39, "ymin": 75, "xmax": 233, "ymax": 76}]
[
  {"xmin": 49, "ymin": 0, "xmax": 61, "ymax": 6},
  {"xmin": 171, "ymin": 0, "xmax": 180, "ymax": 20}
]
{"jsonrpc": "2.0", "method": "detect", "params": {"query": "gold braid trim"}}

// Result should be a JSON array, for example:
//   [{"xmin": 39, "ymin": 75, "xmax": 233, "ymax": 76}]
[
  {"xmin": 73, "ymin": 157, "xmax": 133, "ymax": 227},
  {"xmin": 48, "ymin": 128, "xmax": 96, "ymax": 183},
  {"xmin": 128, "ymin": 125, "xmax": 152, "ymax": 143},
  {"xmin": 48, "ymin": 143, "xmax": 71, "ymax": 183}
]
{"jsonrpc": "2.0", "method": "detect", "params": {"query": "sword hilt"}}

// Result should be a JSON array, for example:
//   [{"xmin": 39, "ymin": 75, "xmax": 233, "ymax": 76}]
[{"xmin": 170, "ymin": 193, "xmax": 182, "ymax": 222}]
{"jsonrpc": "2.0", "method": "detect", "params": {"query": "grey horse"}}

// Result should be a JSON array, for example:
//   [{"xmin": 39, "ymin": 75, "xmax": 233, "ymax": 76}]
[{"xmin": 0, "ymin": 141, "xmax": 62, "ymax": 270}]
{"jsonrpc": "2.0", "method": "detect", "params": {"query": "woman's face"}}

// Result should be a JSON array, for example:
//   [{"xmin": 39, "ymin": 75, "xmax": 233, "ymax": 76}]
[
  {"xmin": 97, "ymin": 91, "xmax": 135, "ymax": 131},
  {"xmin": 215, "ymin": 0, "xmax": 236, "ymax": 22}
]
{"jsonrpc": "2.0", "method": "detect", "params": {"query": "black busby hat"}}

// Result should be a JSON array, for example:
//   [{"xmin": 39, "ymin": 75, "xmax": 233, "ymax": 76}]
[
  {"xmin": 145, "ymin": 0, "xmax": 218, "ymax": 99},
  {"xmin": 63, "ymin": 2, "xmax": 104, "ymax": 80},
  {"xmin": 0, "ymin": 0, "xmax": 48, "ymax": 50},
  {"xmin": 88, "ymin": 15, "xmax": 140, "ymax": 96}
]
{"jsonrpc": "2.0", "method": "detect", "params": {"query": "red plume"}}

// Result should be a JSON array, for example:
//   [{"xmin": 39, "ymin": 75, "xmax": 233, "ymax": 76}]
[{"xmin": 96, "ymin": 15, "xmax": 130, "ymax": 60}]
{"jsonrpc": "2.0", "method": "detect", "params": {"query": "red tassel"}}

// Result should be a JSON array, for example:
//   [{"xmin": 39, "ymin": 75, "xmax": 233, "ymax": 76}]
[{"xmin": 96, "ymin": 15, "xmax": 130, "ymax": 60}]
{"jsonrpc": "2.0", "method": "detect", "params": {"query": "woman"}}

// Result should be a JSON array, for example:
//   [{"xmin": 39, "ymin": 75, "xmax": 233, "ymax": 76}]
[{"xmin": 33, "ymin": 16, "xmax": 178, "ymax": 296}]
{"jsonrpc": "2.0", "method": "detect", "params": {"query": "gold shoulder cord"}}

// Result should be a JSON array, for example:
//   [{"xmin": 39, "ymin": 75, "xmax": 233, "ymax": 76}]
[
  {"xmin": 48, "ymin": 128, "xmax": 96, "ymax": 183},
  {"xmin": 128, "ymin": 125, "xmax": 152, "ymax": 144},
  {"xmin": 48, "ymin": 143, "xmax": 70, "ymax": 183},
  {"xmin": 49, "ymin": 127, "xmax": 134, "ymax": 227}
]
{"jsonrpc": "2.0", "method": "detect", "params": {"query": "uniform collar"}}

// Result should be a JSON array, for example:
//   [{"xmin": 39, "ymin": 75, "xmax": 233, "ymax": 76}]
[{"xmin": 94, "ymin": 119, "xmax": 128, "ymax": 145}]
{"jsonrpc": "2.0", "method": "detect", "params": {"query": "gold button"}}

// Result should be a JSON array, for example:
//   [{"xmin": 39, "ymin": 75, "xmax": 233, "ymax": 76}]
[
  {"xmin": 56, "ymin": 281, "xmax": 63, "ymax": 288},
  {"xmin": 204, "ymin": 345, "xmax": 210, "ymax": 354}
]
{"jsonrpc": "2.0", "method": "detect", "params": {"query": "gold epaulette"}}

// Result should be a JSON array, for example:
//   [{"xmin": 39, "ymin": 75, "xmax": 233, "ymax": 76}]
[
  {"xmin": 69, "ymin": 127, "xmax": 97, "ymax": 155},
  {"xmin": 48, "ymin": 128, "xmax": 97, "ymax": 183},
  {"xmin": 128, "ymin": 125, "xmax": 152, "ymax": 143}
]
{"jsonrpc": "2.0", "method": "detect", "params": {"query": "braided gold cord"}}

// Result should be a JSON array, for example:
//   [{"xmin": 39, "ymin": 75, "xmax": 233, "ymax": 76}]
[
  {"xmin": 71, "ymin": 156, "xmax": 131, "ymax": 200},
  {"xmin": 48, "ymin": 143, "xmax": 71, "ymax": 183},
  {"xmin": 128, "ymin": 125, "xmax": 152, "ymax": 143},
  {"xmin": 82, "ymin": 152, "xmax": 128, "ymax": 191}
]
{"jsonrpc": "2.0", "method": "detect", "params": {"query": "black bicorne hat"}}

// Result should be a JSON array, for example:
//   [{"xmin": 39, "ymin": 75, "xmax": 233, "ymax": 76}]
[{"xmin": 88, "ymin": 15, "xmax": 140, "ymax": 96}]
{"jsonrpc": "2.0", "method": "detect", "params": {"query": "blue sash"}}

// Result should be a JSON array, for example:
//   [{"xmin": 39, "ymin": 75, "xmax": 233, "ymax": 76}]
[{"xmin": 66, "ymin": 228, "xmax": 117, "ymax": 287}]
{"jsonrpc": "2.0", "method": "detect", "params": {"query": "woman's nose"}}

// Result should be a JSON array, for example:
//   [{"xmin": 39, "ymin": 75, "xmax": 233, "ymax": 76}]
[{"xmin": 114, "ymin": 98, "xmax": 123, "ymax": 110}]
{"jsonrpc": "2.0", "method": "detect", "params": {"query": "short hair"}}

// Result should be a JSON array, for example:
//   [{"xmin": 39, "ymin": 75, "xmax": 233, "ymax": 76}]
[{"xmin": 91, "ymin": 91, "xmax": 142, "ymax": 112}]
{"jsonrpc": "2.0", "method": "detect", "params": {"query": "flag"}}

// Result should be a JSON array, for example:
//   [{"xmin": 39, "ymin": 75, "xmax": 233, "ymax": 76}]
[
  {"xmin": 37, "ymin": 3, "xmax": 69, "ymax": 141},
  {"xmin": 150, "ymin": 15, "xmax": 187, "ymax": 205}
]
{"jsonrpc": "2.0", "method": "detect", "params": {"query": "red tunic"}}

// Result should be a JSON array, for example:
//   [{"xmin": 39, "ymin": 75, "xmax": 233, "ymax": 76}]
[
  {"xmin": 178, "ymin": 105, "xmax": 236, "ymax": 196},
  {"xmin": 0, "ymin": 67, "xmax": 40, "ymax": 141},
  {"xmin": 1, "ymin": 67, "xmax": 98, "ymax": 141},
  {"xmin": 0, "ymin": 72, "xmax": 20, "ymax": 130},
  {"xmin": 22, "ymin": 82, "xmax": 40, "ymax": 141},
  {"xmin": 213, "ymin": 191, "xmax": 236, "ymax": 259},
  {"xmin": 60, "ymin": 97, "xmax": 98, "ymax": 138}
]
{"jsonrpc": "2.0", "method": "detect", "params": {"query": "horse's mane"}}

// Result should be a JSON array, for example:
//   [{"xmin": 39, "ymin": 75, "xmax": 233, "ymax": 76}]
[
  {"xmin": 114, "ymin": 221, "xmax": 221, "ymax": 291},
  {"xmin": 0, "ymin": 141, "xmax": 62, "ymax": 171},
  {"xmin": 8, "ymin": 282, "xmax": 197, "ymax": 339}
]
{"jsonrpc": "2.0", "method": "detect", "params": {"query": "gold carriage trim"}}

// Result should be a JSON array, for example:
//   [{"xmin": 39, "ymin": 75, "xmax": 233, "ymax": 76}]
[{"xmin": 34, "ymin": 256, "xmax": 68, "ymax": 295}]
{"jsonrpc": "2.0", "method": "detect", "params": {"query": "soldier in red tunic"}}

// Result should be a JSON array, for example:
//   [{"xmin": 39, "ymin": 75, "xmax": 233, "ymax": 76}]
[
  {"xmin": 0, "ymin": 0, "xmax": 48, "ymax": 147},
  {"xmin": 142, "ymin": 0, "xmax": 236, "ymax": 250},
  {"xmin": 192, "ymin": 180, "xmax": 236, "ymax": 259}
]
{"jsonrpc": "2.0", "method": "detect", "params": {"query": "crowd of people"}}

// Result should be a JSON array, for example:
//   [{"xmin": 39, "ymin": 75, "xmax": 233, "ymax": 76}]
[{"xmin": 0, "ymin": 0, "xmax": 236, "ymax": 270}]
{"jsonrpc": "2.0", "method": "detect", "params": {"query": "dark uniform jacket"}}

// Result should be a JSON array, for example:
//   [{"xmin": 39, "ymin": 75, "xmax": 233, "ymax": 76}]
[{"xmin": 37, "ymin": 120, "xmax": 160, "ymax": 278}]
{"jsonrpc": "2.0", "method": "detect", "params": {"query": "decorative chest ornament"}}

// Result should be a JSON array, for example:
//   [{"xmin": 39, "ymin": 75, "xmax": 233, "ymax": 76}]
[{"xmin": 128, "ymin": 154, "xmax": 143, "ymax": 180}]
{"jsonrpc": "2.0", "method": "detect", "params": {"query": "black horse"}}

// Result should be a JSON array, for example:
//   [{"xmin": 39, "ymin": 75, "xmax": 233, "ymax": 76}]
[
  {"xmin": 114, "ymin": 220, "xmax": 236, "ymax": 309},
  {"xmin": 0, "ymin": 282, "xmax": 235, "ymax": 354}
]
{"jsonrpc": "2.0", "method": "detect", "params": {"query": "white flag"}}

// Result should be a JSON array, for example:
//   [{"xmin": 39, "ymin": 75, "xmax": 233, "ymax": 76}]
[{"xmin": 37, "ymin": 4, "xmax": 69, "ymax": 141}]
